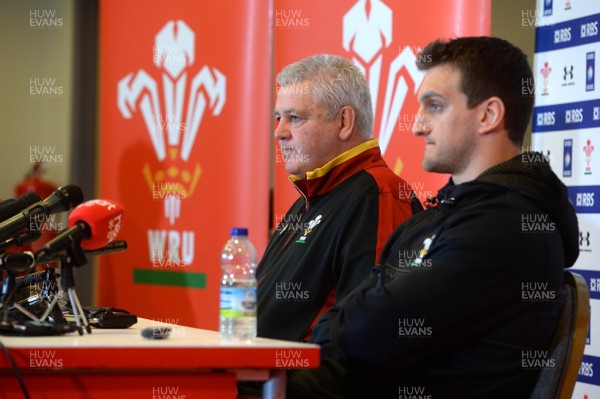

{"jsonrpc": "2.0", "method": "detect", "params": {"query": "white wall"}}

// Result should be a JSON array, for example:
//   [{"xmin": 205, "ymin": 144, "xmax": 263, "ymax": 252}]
[
  {"xmin": 492, "ymin": 0, "xmax": 537, "ymax": 147},
  {"xmin": 0, "ymin": 0, "xmax": 74, "ymax": 199}
]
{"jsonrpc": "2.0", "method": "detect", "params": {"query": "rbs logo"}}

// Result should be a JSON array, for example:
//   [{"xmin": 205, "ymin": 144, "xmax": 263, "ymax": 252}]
[
  {"xmin": 565, "ymin": 108, "xmax": 583, "ymax": 124},
  {"xmin": 554, "ymin": 27, "xmax": 571, "ymax": 43},
  {"xmin": 581, "ymin": 21, "xmax": 599, "ymax": 38},
  {"xmin": 576, "ymin": 193, "xmax": 595, "ymax": 207},
  {"xmin": 537, "ymin": 111, "xmax": 556, "ymax": 126}
]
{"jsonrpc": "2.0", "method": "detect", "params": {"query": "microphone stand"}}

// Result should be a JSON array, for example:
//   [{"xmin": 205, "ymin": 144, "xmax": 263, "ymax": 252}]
[
  {"xmin": 17, "ymin": 239, "xmax": 93, "ymax": 335},
  {"xmin": 54, "ymin": 240, "xmax": 92, "ymax": 335},
  {"xmin": 0, "ymin": 268, "xmax": 67, "ymax": 335},
  {"xmin": 0, "ymin": 270, "xmax": 18, "ymax": 324},
  {"xmin": 0, "ymin": 240, "xmax": 126, "ymax": 336}
]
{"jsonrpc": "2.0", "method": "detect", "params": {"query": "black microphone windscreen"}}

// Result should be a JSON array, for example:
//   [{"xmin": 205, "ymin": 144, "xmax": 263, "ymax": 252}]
[
  {"xmin": 0, "ymin": 192, "xmax": 42, "ymax": 222},
  {"xmin": 0, "ymin": 251, "xmax": 35, "ymax": 273},
  {"xmin": 62, "ymin": 184, "xmax": 84, "ymax": 208},
  {"xmin": 45, "ymin": 184, "xmax": 84, "ymax": 214}
]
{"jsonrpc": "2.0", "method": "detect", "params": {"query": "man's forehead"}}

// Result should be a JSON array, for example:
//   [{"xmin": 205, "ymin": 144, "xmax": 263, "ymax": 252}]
[
  {"xmin": 275, "ymin": 83, "xmax": 315, "ymax": 110},
  {"xmin": 418, "ymin": 65, "xmax": 462, "ymax": 98},
  {"xmin": 277, "ymin": 79, "xmax": 312, "ymax": 91}
]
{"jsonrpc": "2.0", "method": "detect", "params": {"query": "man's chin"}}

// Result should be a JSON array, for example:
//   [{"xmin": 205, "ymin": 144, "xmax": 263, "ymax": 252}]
[
  {"xmin": 421, "ymin": 159, "xmax": 444, "ymax": 174},
  {"xmin": 285, "ymin": 166, "xmax": 305, "ymax": 178},
  {"xmin": 421, "ymin": 159, "xmax": 434, "ymax": 172}
]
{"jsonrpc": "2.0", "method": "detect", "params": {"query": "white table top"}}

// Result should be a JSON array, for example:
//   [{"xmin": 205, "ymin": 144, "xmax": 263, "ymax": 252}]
[
  {"xmin": 0, "ymin": 318, "xmax": 319, "ymax": 348},
  {"xmin": 0, "ymin": 318, "xmax": 321, "ymax": 370}
]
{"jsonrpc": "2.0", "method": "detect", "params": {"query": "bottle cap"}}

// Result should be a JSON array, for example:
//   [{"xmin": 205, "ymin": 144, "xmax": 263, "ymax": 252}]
[{"xmin": 230, "ymin": 227, "xmax": 248, "ymax": 236}]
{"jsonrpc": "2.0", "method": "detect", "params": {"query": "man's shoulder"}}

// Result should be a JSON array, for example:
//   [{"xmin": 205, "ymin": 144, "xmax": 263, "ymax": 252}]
[{"xmin": 333, "ymin": 166, "xmax": 409, "ymax": 199}]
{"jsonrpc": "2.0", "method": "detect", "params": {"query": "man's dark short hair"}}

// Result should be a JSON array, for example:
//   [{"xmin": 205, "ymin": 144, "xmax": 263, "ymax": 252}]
[{"xmin": 416, "ymin": 36, "xmax": 534, "ymax": 145}]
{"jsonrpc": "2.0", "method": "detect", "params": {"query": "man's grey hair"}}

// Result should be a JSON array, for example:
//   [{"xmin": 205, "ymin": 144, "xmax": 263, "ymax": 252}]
[{"xmin": 276, "ymin": 54, "xmax": 374, "ymax": 139}]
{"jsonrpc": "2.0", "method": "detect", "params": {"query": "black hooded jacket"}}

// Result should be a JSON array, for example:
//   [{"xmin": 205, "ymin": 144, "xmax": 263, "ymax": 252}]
[{"xmin": 304, "ymin": 153, "xmax": 580, "ymax": 399}]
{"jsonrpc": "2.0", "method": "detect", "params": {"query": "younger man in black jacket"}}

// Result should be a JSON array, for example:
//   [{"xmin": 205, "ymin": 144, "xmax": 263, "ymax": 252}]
[{"xmin": 287, "ymin": 36, "xmax": 580, "ymax": 399}]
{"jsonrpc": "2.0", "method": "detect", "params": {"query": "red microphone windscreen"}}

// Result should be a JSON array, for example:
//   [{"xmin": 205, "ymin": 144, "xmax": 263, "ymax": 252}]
[{"xmin": 68, "ymin": 199, "xmax": 124, "ymax": 249}]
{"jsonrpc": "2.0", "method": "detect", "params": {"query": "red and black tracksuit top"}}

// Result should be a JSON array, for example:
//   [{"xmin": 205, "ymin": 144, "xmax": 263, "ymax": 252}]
[{"xmin": 256, "ymin": 139, "xmax": 420, "ymax": 342}]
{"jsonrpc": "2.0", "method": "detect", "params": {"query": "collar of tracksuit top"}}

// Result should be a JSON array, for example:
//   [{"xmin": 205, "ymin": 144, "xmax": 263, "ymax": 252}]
[{"xmin": 288, "ymin": 139, "xmax": 384, "ymax": 209}]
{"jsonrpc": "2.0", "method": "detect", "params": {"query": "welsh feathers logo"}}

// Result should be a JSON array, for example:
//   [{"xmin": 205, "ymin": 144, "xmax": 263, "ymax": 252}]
[
  {"xmin": 296, "ymin": 215, "xmax": 322, "ymax": 244},
  {"xmin": 117, "ymin": 20, "xmax": 227, "ymax": 225},
  {"xmin": 343, "ymin": 0, "xmax": 424, "ymax": 160},
  {"xmin": 584, "ymin": 139, "xmax": 595, "ymax": 175},
  {"xmin": 540, "ymin": 61, "xmax": 552, "ymax": 96}
]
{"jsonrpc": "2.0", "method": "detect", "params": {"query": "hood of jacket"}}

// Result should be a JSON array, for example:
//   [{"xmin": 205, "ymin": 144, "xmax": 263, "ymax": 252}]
[{"xmin": 434, "ymin": 152, "xmax": 579, "ymax": 267}]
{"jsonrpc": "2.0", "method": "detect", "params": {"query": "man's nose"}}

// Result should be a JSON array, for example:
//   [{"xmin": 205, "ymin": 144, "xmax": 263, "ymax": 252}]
[
  {"xmin": 412, "ymin": 109, "xmax": 430, "ymax": 136},
  {"xmin": 274, "ymin": 120, "xmax": 290, "ymax": 140}
]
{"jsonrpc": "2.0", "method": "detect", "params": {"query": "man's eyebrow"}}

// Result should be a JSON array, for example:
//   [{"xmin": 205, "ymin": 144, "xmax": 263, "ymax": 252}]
[
  {"xmin": 418, "ymin": 91, "xmax": 444, "ymax": 103},
  {"xmin": 273, "ymin": 108, "xmax": 301, "ymax": 117},
  {"xmin": 273, "ymin": 109, "xmax": 288, "ymax": 117}
]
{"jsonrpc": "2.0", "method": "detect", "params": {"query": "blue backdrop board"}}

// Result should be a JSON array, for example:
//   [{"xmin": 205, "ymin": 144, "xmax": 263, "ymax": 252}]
[{"xmin": 532, "ymin": 1, "xmax": 600, "ymax": 397}]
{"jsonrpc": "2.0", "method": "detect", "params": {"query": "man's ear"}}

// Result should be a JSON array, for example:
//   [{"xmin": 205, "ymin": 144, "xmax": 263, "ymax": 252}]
[
  {"xmin": 478, "ymin": 96, "xmax": 505, "ymax": 135},
  {"xmin": 338, "ymin": 106, "xmax": 356, "ymax": 141}
]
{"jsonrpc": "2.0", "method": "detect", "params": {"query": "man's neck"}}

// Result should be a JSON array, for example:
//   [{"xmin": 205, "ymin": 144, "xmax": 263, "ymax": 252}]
[{"xmin": 451, "ymin": 142, "xmax": 521, "ymax": 185}]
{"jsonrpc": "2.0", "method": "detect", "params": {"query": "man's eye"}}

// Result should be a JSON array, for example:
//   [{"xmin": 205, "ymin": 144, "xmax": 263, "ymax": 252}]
[
  {"xmin": 290, "ymin": 115, "xmax": 300, "ymax": 122},
  {"xmin": 428, "ymin": 103, "xmax": 442, "ymax": 112}
]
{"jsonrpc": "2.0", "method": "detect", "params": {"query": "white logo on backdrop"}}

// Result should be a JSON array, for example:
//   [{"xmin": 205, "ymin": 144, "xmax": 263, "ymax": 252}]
[
  {"xmin": 343, "ymin": 0, "xmax": 424, "ymax": 154},
  {"xmin": 117, "ymin": 20, "xmax": 226, "ymax": 225}
]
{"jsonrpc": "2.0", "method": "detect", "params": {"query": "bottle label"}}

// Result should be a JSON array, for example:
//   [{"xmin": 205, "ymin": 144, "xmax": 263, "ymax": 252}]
[{"xmin": 220, "ymin": 286, "xmax": 257, "ymax": 318}]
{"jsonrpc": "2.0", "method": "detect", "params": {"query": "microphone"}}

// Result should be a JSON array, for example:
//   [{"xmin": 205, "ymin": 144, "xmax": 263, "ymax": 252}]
[
  {"xmin": 33, "ymin": 240, "xmax": 128, "ymax": 264},
  {"xmin": 0, "ymin": 251, "xmax": 35, "ymax": 274},
  {"xmin": 35, "ymin": 199, "xmax": 124, "ymax": 263},
  {"xmin": 0, "ymin": 230, "xmax": 42, "ymax": 251},
  {"xmin": 83, "ymin": 240, "xmax": 128, "ymax": 256},
  {"xmin": 0, "ymin": 185, "xmax": 84, "ymax": 242},
  {"xmin": 0, "ymin": 192, "xmax": 42, "ymax": 222},
  {"xmin": 0, "ymin": 252, "xmax": 35, "ymax": 313}
]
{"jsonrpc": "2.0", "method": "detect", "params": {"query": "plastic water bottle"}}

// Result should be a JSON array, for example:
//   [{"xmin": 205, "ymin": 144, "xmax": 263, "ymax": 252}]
[{"xmin": 219, "ymin": 227, "xmax": 257, "ymax": 341}]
